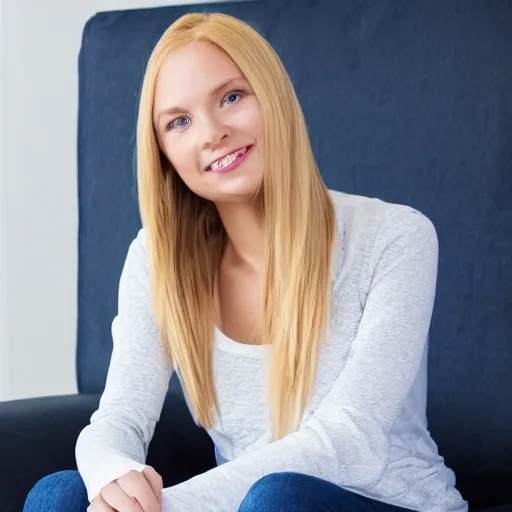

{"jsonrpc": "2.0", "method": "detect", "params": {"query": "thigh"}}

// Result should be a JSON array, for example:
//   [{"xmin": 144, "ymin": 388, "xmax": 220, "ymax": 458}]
[
  {"xmin": 238, "ymin": 472, "xmax": 415, "ymax": 512},
  {"xmin": 23, "ymin": 470, "xmax": 89, "ymax": 512}
]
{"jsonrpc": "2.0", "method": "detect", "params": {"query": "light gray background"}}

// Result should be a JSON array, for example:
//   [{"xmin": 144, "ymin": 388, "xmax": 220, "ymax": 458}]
[{"xmin": 0, "ymin": 0, "xmax": 236, "ymax": 401}]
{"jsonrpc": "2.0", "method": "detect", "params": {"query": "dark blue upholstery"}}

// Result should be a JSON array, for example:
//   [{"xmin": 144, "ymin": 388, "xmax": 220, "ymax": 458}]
[{"xmin": 76, "ymin": 0, "xmax": 512, "ymax": 508}]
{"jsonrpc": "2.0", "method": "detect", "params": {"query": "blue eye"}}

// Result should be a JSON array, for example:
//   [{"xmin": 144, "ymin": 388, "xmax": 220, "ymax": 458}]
[
  {"xmin": 223, "ymin": 91, "xmax": 243, "ymax": 105},
  {"xmin": 166, "ymin": 116, "xmax": 190, "ymax": 131}
]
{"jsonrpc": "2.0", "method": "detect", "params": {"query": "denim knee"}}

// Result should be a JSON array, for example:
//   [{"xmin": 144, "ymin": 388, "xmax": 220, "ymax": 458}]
[
  {"xmin": 23, "ymin": 470, "xmax": 88, "ymax": 512},
  {"xmin": 238, "ymin": 472, "xmax": 307, "ymax": 511},
  {"xmin": 239, "ymin": 473, "xmax": 412, "ymax": 512}
]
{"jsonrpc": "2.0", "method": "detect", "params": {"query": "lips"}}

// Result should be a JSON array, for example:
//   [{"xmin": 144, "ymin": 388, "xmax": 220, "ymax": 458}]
[{"xmin": 205, "ymin": 146, "xmax": 252, "ymax": 171}]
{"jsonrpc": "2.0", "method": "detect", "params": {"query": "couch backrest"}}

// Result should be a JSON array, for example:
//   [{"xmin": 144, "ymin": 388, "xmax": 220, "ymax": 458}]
[{"xmin": 77, "ymin": 1, "xmax": 512, "ymax": 506}]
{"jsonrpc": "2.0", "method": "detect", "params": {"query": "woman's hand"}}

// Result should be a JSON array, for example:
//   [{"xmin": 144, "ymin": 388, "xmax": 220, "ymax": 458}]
[{"xmin": 88, "ymin": 466, "xmax": 163, "ymax": 512}]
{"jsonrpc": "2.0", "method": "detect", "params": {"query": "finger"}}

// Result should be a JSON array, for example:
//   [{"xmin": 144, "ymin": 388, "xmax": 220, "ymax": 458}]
[
  {"xmin": 101, "ymin": 481, "xmax": 143, "ymax": 512},
  {"xmin": 117, "ymin": 472, "xmax": 159, "ymax": 512},
  {"xmin": 88, "ymin": 492, "xmax": 117, "ymax": 512},
  {"xmin": 142, "ymin": 466, "xmax": 163, "ymax": 502}
]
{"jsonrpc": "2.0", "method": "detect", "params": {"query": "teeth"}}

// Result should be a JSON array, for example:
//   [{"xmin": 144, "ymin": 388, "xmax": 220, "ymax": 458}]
[{"xmin": 210, "ymin": 147, "xmax": 246, "ymax": 170}]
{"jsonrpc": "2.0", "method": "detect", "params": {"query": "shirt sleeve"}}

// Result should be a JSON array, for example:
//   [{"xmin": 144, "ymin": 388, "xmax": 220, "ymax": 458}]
[
  {"xmin": 75, "ymin": 229, "xmax": 172, "ymax": 503},
  {"xmin": 160, "ymin": 207, "xmax": 439, "ymax": 512}
]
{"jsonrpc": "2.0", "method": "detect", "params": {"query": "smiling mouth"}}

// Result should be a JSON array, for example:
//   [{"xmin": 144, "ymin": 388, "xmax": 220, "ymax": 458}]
[{"xmin": 206, "ymin": 146, "xmax": 251, "ymax": 172}]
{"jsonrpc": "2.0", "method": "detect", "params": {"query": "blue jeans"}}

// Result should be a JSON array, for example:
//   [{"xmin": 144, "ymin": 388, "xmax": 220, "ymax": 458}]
[
  {"xmin": 24, "ymin": 470, "xmax": 415, "ymax": 511},
  {"xmin": 23, "ymin": 471, "xmax": 89, "ymax": 512}
]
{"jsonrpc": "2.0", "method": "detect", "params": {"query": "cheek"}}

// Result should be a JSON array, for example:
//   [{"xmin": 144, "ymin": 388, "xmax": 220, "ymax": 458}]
[
  {"xmin": 233, "ymin": 100, "xmax": 263, "ymax": 137},
  {"xmin": 251, "ymin": 103, "xmax": 264, "ymax": 136},
  {"xmin": 161, "ymin": 139, "xmax": 197, "ymax": 180},
  {"xmin": 249, "ymin": 111, "xmax": 263, "ymax": 138}
]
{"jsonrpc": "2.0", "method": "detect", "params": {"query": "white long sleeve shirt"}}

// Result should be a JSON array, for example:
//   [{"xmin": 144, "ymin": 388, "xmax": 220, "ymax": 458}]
[{"xmin": 75, "ymin": 190, "xmax": 468, "ymax": 512}]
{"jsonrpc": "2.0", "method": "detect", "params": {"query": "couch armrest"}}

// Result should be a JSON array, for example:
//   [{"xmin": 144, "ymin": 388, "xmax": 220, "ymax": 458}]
[
  {"xmin": 0, "ymin": 393, "xmax": 100, "ymax": 512},
  {"xmin": 477, "ymin": 505, "xmax": 512, "ymax": 512},
  {"xmin": 0, "ymin": 388, "xmax": 216, "ymax": 512}
]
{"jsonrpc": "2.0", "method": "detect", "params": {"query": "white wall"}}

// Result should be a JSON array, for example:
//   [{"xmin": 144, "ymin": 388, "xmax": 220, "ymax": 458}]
[
  {"xmin": 0, "ymin": 0, "xmax": 232, "ymax": 402},
  {"xmin": 0, "ymin": 0, "xmax": 9, "ymax": 400}
]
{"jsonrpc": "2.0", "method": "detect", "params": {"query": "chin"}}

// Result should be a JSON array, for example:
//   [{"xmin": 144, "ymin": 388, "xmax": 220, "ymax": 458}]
[
  {"xmin": 206, "ymin": 176, "xmax": 261, "ymax": 202},
  {"xmin": 208, "ymin": 190, "xmax": 258, "ymax": 204}
]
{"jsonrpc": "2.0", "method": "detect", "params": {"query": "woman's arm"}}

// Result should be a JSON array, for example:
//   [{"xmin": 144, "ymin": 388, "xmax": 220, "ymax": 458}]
[
  {"xmin": 160, "ymin": 208, "xmax": 439, "ymax": 512},
  {"xmin": 75, "ymin": 230, "xmax": 172, "ymax": 503}
]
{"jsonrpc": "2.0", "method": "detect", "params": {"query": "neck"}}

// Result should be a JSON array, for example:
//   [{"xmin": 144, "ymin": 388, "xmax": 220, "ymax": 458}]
[{"xmin": 215, "ymin": 200, "xmax": 264, "ymax": 271}]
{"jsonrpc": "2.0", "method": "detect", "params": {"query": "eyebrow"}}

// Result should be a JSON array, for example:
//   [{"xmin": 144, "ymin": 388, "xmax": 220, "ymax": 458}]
[{"xmin": 155, "ymin": 76, "xmax": 246, "ymax": 122}]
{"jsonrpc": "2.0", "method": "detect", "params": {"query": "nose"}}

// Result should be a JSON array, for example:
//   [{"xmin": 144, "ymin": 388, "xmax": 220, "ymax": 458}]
[{"xmin": 199, "ymin": 114, "xmax": 229, "ymax": 150}]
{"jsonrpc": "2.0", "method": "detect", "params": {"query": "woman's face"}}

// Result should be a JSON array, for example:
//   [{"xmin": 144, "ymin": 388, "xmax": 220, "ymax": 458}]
[{"xmin": 153, "ymin": 42, "xmax": 264, "ymax": 203}]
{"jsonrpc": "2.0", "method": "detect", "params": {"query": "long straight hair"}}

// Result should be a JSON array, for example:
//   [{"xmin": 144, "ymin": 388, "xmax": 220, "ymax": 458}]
[{"xmin": 136, "ymin": 12, "xmax": 336, "ymax": 439}]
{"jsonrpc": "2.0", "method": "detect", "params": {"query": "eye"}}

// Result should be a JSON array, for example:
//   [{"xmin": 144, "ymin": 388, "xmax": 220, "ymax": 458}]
[
  {"xmin": 166, "ymin": 116, "xmax": 190, "ymax": 132},
  {"xmin": 222, "ymin": 91, "xmax": 243, "ymax": 105}
]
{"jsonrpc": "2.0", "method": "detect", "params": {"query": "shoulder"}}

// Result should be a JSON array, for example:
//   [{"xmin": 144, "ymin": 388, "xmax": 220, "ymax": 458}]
[
  {"xmin": 120, "ymin": 228, "xmax": 150, "ymax": 284},
  {"xmin": 329, "ymin": 188, "xmax": 434, "ymax": 230},
  {"xmin": 328, "ymin": 189, "xmax": 438, "ymax": 278},
  {"xmin": 129, "ymin": 228, "xmax": 149, "ymax": 256}
]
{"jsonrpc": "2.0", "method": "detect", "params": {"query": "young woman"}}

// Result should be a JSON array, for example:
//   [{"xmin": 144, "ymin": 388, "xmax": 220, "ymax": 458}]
[{"xmin": 24, "ymin": 12, "xmax": 467, "ymax": 512}]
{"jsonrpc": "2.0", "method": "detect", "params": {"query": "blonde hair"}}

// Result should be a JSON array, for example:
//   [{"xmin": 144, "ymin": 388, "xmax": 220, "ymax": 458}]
[{"xmin": 136, "ymin": 12, "xmax": 336, "ymax": 439}]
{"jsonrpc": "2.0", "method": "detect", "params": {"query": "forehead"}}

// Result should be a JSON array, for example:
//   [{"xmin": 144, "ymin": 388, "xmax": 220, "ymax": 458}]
[{"xmin": 154, "ymin": 42, "xmax": 242, "ymax": 107}]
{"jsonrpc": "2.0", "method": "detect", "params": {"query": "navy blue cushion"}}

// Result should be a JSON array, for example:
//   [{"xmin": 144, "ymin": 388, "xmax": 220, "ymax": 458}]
[
  {"xmin": 77, "ymin": 1, "xmax": 512, "ymax": 507},
  {"xmin": 0, "ymin": 392, "xmax": 215, "ymax": 512}
]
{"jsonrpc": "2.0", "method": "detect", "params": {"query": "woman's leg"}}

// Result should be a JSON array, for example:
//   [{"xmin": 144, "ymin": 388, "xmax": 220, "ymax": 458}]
[
  {"xmin": 23, "ymin": 470, "xmax": 89, "ymax": 512},
  {"xmin": 238, "ymin": 472, "xmax": 415, "ymax": 512}
]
